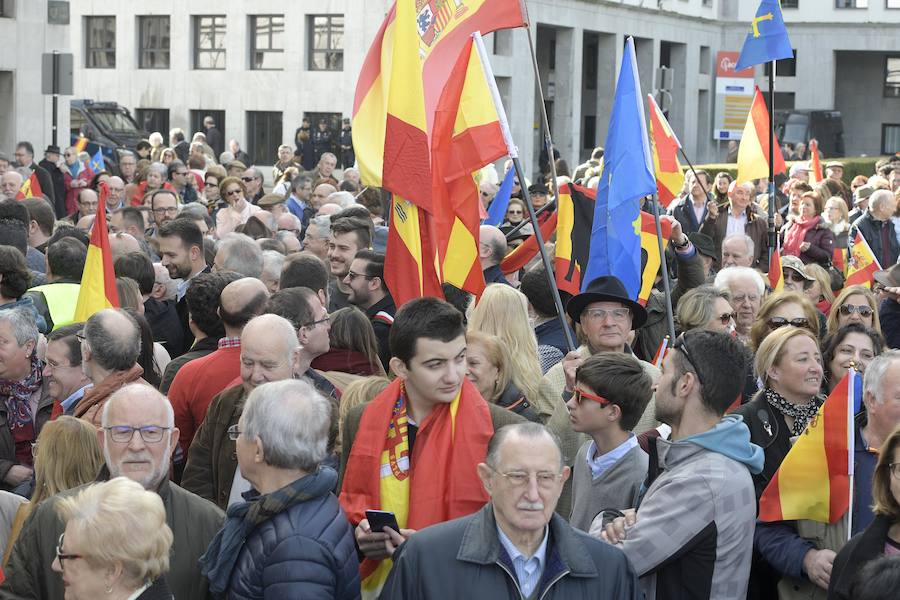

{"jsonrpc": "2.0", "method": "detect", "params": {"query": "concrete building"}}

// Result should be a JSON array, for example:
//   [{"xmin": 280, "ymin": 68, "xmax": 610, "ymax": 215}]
[
  {"xmin": 62, "ymin": 0, "xmax": 900, "ymax": 176},
  {"xmin": 0, "ymin": 0, "xmax": 71, "ymax": 156}
]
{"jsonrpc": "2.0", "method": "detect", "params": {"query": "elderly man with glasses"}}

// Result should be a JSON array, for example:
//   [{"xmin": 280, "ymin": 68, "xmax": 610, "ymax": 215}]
[{"xmin": 1, "ymin": 384, "xmax": 224, "ymax": 600}]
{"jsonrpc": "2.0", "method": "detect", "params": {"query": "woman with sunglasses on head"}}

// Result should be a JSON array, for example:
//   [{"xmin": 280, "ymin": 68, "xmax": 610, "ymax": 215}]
[
  {"xmin": 749, "ymin": 291, "xmax": 821, "ymax": 353},
  {"xmin": 821, "ymin": 323, "xmax": 885, "ymax": 395},
  {"xmin": 828, "ymin": 286, "xmax": 881, "ymax": 336},
  {"xmin": 676, "ymin": 285, "xmax": 736, "ymax": 334},
  {"xmin": 214, "ymin": 176, "xmax": 262, "ymax": 237}
]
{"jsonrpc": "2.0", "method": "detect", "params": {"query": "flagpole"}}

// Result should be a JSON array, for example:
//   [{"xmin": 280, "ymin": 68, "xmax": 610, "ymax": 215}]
[
  {"xmin": 677, "ymin": 148, "xmax": 711, "ymax": 201},
  {"xmin": 523, "ymin": 24, "xmax": 562, "ymax": 204},
  {"xmin": 473, "ymin": 31, "xmax": 576, "ymax": 353},
  {"xmin": 502, "ymin": 200, "xmax": 554, "ymax": 239},
  {"xmin": 768, "ymin": 60, "xmax": 777, "ymax": 262},
  {"xmin": 847, "ymin": 367, "xmax": 856, "ymax": 542},
  {"xmin": 650, "ymin": 195, "xmax": 677, "ymax": 341}
]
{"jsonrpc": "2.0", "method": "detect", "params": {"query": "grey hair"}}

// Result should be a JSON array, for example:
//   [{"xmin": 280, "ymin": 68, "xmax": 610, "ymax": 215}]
[
  {"xmin": 101, "ymin": 384, "xmax": 175, "ymax": 429},
  {"xmin": 291, "ymin": 174, "xmax": 312, "ymax": 192},
  {"xmin": 217, "ymin": 233, "xmax": 263, "ymax": 278},
  {"xmin": 261, "ymin": 250, "xmax": 285, "ymax": 280},
  {"xmin": 327, "ymin": 191, "xmax": 356, "ymax": 208},
  {"xmin": 148, "ymin": 162, "xmax": 168, "ymax": 178},
  {"xmin": 308, "ymin": 215, "xmax": 332, "ymax": 238},
  {"xmin": 242, "ymin": 379, "xmax": 331, "ymax": 471},
  {"xmin": 676, "ymin": 285, "xmax": 733, "ymax": 331},
  {"xmin": 84, "ymin": 309, "xmax": 141, "ymax": 371},
  {"xmin": 0, "ymin": 307, "xmax": 38, "ymax": 347},
  {"xmin": 485, "ymin": 423, "xmax": 564, "ymax": 471},
  {"xmin": 863, "ymin": 350, "xmax": 900, "ymax": 405},
  {"xmin": 722, "ymin": 233, "xmax": 755, "ymax": 258},
  {"xmin": 870, "ymin": 189, "xmax": 895, "ymax": 211},
  {"xmin": 714, "ymin": 266, "xmax": 765, "ymax": 296}
]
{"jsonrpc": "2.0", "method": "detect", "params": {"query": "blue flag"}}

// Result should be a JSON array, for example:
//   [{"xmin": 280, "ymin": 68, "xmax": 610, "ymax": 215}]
[
  {"xmin": 735, "ymin": 0, "xmax": 793, "ymax": 72},
  {"xmin": 484, "ymin": 167, "xmax": 515, "ymax": 226},
  {"xmin": 90, "ymin": 148, "xmax": 106, "ymax": 173},
  {"xmin": 583, "ymin": 37, "xmax": 656, "ymax": 298}
]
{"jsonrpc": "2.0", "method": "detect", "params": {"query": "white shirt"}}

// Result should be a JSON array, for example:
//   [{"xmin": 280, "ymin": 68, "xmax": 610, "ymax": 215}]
[{"xmin": 726, "ymin": 210, "xmax": 748, "ymax": 238}]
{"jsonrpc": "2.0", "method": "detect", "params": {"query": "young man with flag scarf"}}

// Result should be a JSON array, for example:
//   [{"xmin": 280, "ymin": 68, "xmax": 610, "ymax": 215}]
[{"xmin": 339, "ymin": 297, "xmax": 525, "ymax": 598}]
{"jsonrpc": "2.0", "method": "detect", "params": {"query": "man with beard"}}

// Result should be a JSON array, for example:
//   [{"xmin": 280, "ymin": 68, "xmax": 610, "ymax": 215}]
[
  {"xmin": 344, "ymin": 249, "xmax": 394, "ymax": 370},
  {"xmin": 326, "ymin": 216, "xmax": 371, "ymax": 312},
  {"xmin": 1, "ymin": 385, "xmax": 225, "ymax": 600},
  {"xmin": 158, "ymin": 218, "xmax": 210, "ymax": 354}
]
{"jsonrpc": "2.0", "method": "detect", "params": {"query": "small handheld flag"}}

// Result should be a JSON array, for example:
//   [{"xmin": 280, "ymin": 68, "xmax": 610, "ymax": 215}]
[
  {"xmin": 15, "ymin": 172, "xmax": 43, "ymax": 200},
  {"xmin": 735, "ymin": 0, "xmax": 794, "ymax": 72},
  {"xmin": 90, "ymin": 149, "xmax": 106, "ymax": 173},
  {"xmin": 768, "ymin": 246, "xmax": 784, "ymax": 292},
  {"xmin": 651, "ymin": 336, "xmax": 669, "ymax": 369},
  {"xmin": 808, "ymin": 139, "xmax": 823, "ymax": 184},
  {"xmin": 845, "ymin": 231, "xmax": 881, "ymax": 288}
]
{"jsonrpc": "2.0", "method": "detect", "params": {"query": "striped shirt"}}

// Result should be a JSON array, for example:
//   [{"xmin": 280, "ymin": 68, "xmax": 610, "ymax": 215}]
[{"xmin": 497, "ymin": 524, "xmax": 549, "ymax": 598}]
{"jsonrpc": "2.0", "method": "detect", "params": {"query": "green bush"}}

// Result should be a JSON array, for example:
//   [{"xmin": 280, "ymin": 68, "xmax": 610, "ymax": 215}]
[{"xmin": 692, "ymin": 156, "xmax": 885, "ymax": 183}]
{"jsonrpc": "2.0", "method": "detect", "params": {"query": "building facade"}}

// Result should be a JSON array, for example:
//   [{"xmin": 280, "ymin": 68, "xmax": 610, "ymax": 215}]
[{"xmin": 60, "ymin": 0, "xmax": 900, "ymax": 176}]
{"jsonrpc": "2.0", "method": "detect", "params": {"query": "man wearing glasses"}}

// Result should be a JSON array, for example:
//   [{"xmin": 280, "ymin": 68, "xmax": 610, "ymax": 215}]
[
  {"xmin": 240, "ymin": 167, "xmax": 265, "ymax": 204},
  {"xmin": 344, "ymin": 249, "xmax": 394, "ymax": 370},
  {"xmin": 2, "ymin": 384, "xmax": 225, "ymax": 600},
  {"xmin": 149, "ymin": 189, "xmax": 180, "ymax": 234},
  {"xmin": 167, "ymin": 160, "xmax": 198, "ymax": 205},
  {"xmin": 43, "ymin": 324, "xmax": 92, "ymax": 416},
  {"xmin": 601, "ymin": 330, "xmax": 763, "ymax": 600},
  {"xmin": 380, "ymin": 423, "xmax": 639, "ymax": 599}
]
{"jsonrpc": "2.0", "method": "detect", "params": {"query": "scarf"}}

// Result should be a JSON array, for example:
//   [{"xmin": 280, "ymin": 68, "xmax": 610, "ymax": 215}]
[
  {"xmin": 783, "ymin": 215, "xmax": 821, "ymax": 257},
  {"xmin": 765, "ymin": 387, "xmax": 825, "ymax": 437},
  {"xmin": 199, "ymin": 466, "xmax": 338, "ymax": 598},
  {"xmin": 339, "ymin": 378, "xmax": 493, "ymax": 596},
  {"xmin": 65, "ymin": 160, "xmax": 84, "ymax": 179},
  {"xmin": 0, "ymin": 355, "xmax": 43, "ymax": 467}
]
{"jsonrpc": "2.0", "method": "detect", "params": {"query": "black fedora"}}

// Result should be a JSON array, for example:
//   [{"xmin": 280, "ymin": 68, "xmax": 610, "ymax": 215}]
[
  {"xmin": 566, "ymin": 275, "xmax": 648, "ymax": 328},
  {"xmin": 687, "ymin": 232, "xmax": 717, "ymax": 261},
  {"xmin": 44, "ymin": 144, "xmax": 61, "ymax": 155}
]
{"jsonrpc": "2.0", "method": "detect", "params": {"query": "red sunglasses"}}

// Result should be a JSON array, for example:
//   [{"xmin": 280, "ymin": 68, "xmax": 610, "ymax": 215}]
[{"xmin": 574, "ymin": 388, "xmax": 612, "ymax": 407}]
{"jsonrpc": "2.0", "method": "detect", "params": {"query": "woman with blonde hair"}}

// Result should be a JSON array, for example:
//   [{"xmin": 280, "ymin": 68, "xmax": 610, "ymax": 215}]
[
  {"xmin": 52, "ymin": 477, "xmax": 174, "ymax": 599},
  {"xmin": 749, "ymin": 291, "xmax": 821, "ymax": 352},
  {"xmin": 466, "ymin": 284, "xmax": 542, "ymax": 403},
  {"xmin": 828, "ymin": 285, "xmax": 881, "ymax": 335},
  {"xmin": 803, "ymin": 263, "xmax": 836, "ymax": 314},
  {"xmin": 335, "ymin": 376, "xmax": 391, "ymax": 456},
  {"xmin": 3, "ymin": 417, "xmax": 103, "ymax": 565},
  {"xmin": 465, "ymin": 331, "xmax": 540, "ymax": 422},
  {"xmin": 675, "ymin": 285, "xmax": 735, "ymax": 334},
  {"xmin": 822, "ymin": 196, "xmax": 851, "ymax": 249}
]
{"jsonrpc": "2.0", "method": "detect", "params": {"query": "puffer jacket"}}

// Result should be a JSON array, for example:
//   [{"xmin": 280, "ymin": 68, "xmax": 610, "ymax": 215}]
[{"xmin": 225, "ymin": 468, "xmax": 360, "ymax": 600}]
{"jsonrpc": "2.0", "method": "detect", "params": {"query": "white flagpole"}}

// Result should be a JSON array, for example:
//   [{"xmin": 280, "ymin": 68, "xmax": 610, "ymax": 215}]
[{"xmin": 847, "ymin": 367, "xmax": 856, "ymax": 541}]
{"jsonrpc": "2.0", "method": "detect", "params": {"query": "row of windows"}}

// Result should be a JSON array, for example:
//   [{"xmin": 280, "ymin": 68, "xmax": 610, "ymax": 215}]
[{"xmin": 84, "ymin": 14, "xmax": 343, "ymax": 71}]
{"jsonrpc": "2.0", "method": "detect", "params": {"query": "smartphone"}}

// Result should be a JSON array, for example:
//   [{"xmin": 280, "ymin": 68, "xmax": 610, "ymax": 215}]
[{"xmin": 365, "ymin": 509, "xmax": 400, "ymax": 534}]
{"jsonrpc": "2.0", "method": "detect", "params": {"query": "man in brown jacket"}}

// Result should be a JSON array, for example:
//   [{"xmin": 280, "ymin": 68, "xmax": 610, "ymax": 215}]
[{"xmin": 700, "ymin": 180, "xmax": 769, "ymax": 271}]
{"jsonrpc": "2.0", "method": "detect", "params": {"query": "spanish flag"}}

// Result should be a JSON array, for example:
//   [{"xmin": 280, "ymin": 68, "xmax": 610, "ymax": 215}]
[
  {"xmin": 500, "ymin": 213, "xmax": 558, "ymax": 275},
  {"xmin": 352, "ymin": 0, "xmax": 526, "ymax": 211},
  {"xmin": 384, "ymin": 196, "xmax": 443, "ymax": 308},
  {"xmin": 736, "ymin": 86, "xmax": 786, "ymax": 184},
  {"xmin": 758, "ymin": 369, "xmax": 855, "ymax": 524},
  {"xmin": 768, "ymin": 246, "xmax": 784, "ymax": 291},
  {"xmin": 845, "ymin": 230, "xmax": 880, "ymax": 288},
  {"xmin": 832, "ymin": 247, "xmax": 848, "ymax": 277},
  {"xmin": 74, "ymin": 136, "xmax": 89, "ymax": 153},
  {"xmin": 808, "ymin": 138, "xmax": 823, "ymax": 184},
  {"xmin": 73, "ymin": 184, "xmax": 119, "ymax": 321},
  {"xmin": 15, "ymin": 172, "xmax": 43, "ymax": 200},
  {"xmin": 647, "ymin": 94, "xmax": 684, "ymax": 208},
  {"xmin": 638, "ymin": 211, "xmax": 672, "ymax": 306}
]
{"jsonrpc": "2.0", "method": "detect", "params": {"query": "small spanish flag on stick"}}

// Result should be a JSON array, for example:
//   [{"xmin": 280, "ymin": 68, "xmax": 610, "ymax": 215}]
[
  {"xmin": 74, "ymin": 183, "xmax": 119, "ymax": 321},
  {"xmin": 768, "ymin": 246, "xmax": 784, "ymax": 292}
]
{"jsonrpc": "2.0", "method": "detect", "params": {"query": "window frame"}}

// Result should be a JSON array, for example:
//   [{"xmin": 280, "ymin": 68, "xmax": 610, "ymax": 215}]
[
  {"xmin": 138, "ymin": 15, "xmax": 170, "ymax": 70},
  {"xmin": 193, "ymin": 14, "xmax": 227, "ymax": 70},
  {"xmin": 249, "ymin": 14, "xmax": 285, "ymax": 71},
  {"xmin": 246, "ymin": 111, "xmax": 283, "ymax": 166},
  {"xmin": 84, "ymin": 15, "xmax": 116, "ymax": 69},
  {"xmin": 307, "ymin": 14, "xmax": 344, "ymax": 72}
]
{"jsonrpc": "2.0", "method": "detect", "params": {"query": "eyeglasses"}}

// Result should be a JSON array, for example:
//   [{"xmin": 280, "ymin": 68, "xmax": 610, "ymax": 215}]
[
  {"xmin": 672, "ymin": 333, "xmax": 706, "ymax": 387},
  {"xmin": 205, "ymin": 181, "xmax": 219, "ymax": 188},
  {"xmin": 56, "ymin": 534, "xmax": 84, "ymax": 570},
  {"xmin": 767, "ymin": 316, "xmax": 811, "ymax": 329},
  {"xmin": 838, "ymin": 304, "xmax": 874, "ymax": 318},
  {"xmin": 75, "ymin": 332, "xmax": 86, "ymax": 343},
  {"xmin": 582, "ymin": 307, "xmax": 631, "ymax": 322},
  {"xmin": 783, "ymin": 271, "xmax": 809, "ymax": 284},
  {"xmin": 890, "ymin": 463, "xmax": 900, "ymax": 479},
  {"xmin": 302, "ymin": 314, "xmax": 330, "ymax": 329},
  {"xmin": 152, "ymin": 206, "xmax": 178, "ymax": 215},
  {"xmin": 489, "ymin": 466, "xmax": 564, "ymax": 489},
  {"xmin": 224, "ymin": 188, "xmax": 242, "ymax": 197},
  {"xmin": 241, "ymin": 176, "xmax": 256, "ymax": 183},
  {"xmin": 572, "ymin": 387, "xmax": 612, "ymax": 407},
  {"xmin": 346, "ymin": 271, "xmax": 374, "ymax": 281},
  {"xmin": 507, "ymin": 209, "xmax": 523, "ymax": 215},
  {"xmin": 226, "ymin": 424, "xmax": 243, "ymax": 441},
  {"xmin": 104, "ymin": 425, "xmax": 170, "ymax": 444},
  {"xmin": 718, "ymin": 312, "xmax": 737, "ymax": 325}
]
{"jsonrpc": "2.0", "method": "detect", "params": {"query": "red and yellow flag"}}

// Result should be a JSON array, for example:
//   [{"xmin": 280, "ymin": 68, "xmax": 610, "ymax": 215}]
[
  {"xmin": 808, "ymin": 138, "xmax": 823, "ymax": 184},
  {"xmin": 74, "ymin": 136, "xmax": 89, "ymax": 153},
  {"xmin": 759, "ymin": 369, "xmax": 855, "ymax": 524},
  {"xmin": 352, "ymin": 0, "xmax": 526, "ymax": 211},
  {"xmin": 73, "ymin": 185, "xmax": 119, "ymax": 321},
  {"xmin": 384, "ymin": 196, "xmax": 443, "ymax": 308},
  {"xmin": 500, "ymin": 213, "xmax": 558, "ymax": 275},
  {"xmin": 768, "ymin": 247, "xmax": 785, "ymax": 291},
  {"xmin": 845, "ymin": 230, "xmax": 881, "ymax": 288},
  {"xmin": 638, "ymin": 212, "xmax": 672, "ymax": 306},
  {"xmin": 737, "ymin": 86, "xmax": 787, "ymax": 184},
  {"xmin": 647, "ymin": 95, "xmax": 684, "ymax": 208},
  {"xmin": 15, "ymin": 172, "xmax": 43, "ymax": 200},
  {"xmin": 832, "ymin": 247, "xmax": 848, "ymax": 277}
]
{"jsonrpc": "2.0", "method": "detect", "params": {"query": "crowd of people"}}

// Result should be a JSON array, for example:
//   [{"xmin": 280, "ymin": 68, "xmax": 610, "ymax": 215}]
[{"xmin": 0, "ymin": 127, "xmax": 899, "ymax": 599}]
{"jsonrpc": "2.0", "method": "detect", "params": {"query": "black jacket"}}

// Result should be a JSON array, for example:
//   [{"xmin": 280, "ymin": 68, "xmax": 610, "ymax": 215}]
[
  {"xmin": 365, "ymin": 294, "xmax": 395, "ymax": 371},
  {"xmin": 23, "ymin": 163, "xmax": 56, "ymax": 214},
  {"xmin": 668, "ymin": 194, "xmax": 711, "ymax": 234},
  {"xmin": 851, "ymin": 212, "xmax": 900, "ymax": 269},
  {"xmin": 145, "ymin": 298, "xmax": 185, "ymax": 359},
  {"xmin": 37, "ymin": 159, "xmax": 66, "ymax": 217},
  {"xmin": 827, "ymin": 514, "xmax": 894, "ymax": 600}
]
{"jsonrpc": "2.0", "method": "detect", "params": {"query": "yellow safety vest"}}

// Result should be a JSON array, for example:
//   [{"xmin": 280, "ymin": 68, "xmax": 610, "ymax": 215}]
[{"xmin": 29, "ymin": 283, "xmax": 81, "ymax": 330}]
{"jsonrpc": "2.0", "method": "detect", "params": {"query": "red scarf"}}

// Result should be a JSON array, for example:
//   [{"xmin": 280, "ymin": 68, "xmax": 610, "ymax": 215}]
[{"xmin": 783, "ymin": 215, "xmax": 821, "ymax": 257}]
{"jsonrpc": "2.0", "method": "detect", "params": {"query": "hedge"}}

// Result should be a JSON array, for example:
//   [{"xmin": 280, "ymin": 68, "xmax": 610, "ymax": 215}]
[{"xmin": 693, "ymin": 156, "xmax": 884, "ymax": 184}]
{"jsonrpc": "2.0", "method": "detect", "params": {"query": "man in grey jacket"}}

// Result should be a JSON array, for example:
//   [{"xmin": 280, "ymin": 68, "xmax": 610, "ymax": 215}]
[
  {"xmin": 600, "ymin": 330, "xmax": 764, "ymax": 600},
  {"xmin": 381, "ymin": 423, "xmax": 639, "ymax": 600}
]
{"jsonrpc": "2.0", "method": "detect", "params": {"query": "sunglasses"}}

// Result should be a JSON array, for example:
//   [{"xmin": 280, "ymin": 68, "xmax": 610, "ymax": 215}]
[
  {"xmin": 241, "ymin": 176, "xmax": 256, "ymax": 183},
  {"xmin": 782, "ymin": 270, "xmax": 809, "ymax": 284},
  {"xmin": 718, "ymin": 312, "xmax": 737, "ymax": 325},
  {"xmin": 573, "ymin": 387, "xmax": 612, "ymax": 407},
  {"xmin": 838, "ymin": 304, "xmax": 874, "ymax": 318},
  {"xmin": 672, "ymin": 333, "xmax": 706, "ymax": 387},
  {"xmin": 767, "ymin": 316, "xmax": 811, "ymax": 329}
]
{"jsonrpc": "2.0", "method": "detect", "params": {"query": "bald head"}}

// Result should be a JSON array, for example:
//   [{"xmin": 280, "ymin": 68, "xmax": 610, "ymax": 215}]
[
  {"xmin": 311, "ymin": 183, "xmax": 338, "ymax": 209},
  {"xmin": 479, "ymin": 225, "xmax": 507, "ymax": 267},
  {"xmin": 83, "ymin": 309, "xmax": 141, "ymax": 377},
  {"xmin": 109, "ymin": 232, "xmax": 142, "ymax": 260},
  {"xmin": 219, "ymin": 277, "xmax": 269, "ymax": 333},
  {"xmin": 316, "ymin": 203, "xmax": 342, "ymax": 217},
  {"xmin": 78, "ymin": 188, "xmax": 99, "ymax": 216},
  {"xmin": 102, "ymin": 384, "xmax": 173, "ymax": 429}
]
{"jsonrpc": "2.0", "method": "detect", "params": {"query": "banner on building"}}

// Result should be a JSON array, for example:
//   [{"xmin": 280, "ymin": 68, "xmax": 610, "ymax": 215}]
[{"xmin": 713, "ymin": 51, "xmax": 755, "ymax": 142}]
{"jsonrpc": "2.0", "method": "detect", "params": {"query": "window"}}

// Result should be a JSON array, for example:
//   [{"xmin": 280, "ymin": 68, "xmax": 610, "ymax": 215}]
[
  {"xmin": 134, "ymin": 109, "xmax": 169, "ymax": 137},
  {"xmin": 84, "ymin": 16, "xmax": 115, "ymax": 68},
  {"xmin": 583, "ymin": 116, "xmax": 596, "ymax": 150},
  {"xmin": 885, "ymin": 57, "xmax": 900, "ymax": 97},
  {"xmin": 250, "ymin": 15, "xmax": 284, "ymax": 70},
  {"xmin": 247, "ymin": 111, "xmax": 282, "ymax": 165},
  {"xmin": 194, "ymin": 15, "xmax": 226, "ymax": 70},
  {"xmin": 782, "ymin": 0, "xmax": 799, "ymax": 7},
  {"xmin": 889, "ymin": 0, "xmax": 900, "ymax": 8},
  {"xmin": 1, "ymin": 0, "xmax": 15, "ymax": 18},
  {"xmin": 190, "ymin": 110, "xmax": 225, "ymax": 142},
  {"xmin": 882, "ymin": 124, "xmax": 900, "ymax": 154},
  {"xmin": 699, "ymin": 45, "xmax": 711, "ymax": 75},
  {"xmin": 307, "ymin": 15, "xmax": 343, "ymax": 71},
  {"xmin": 138, "ymin": 16, "xmax": 170, "ymax": 69},
  {"xmin": 764, "ymin": 49, "xmax": 797, "ymax": 77},
  {"xmin": 836, "ymin": 0, "xmax": 868, "ymax": 6}
]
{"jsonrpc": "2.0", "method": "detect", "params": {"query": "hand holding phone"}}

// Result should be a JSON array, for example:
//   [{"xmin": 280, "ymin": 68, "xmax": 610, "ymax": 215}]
[{"xmin": 365, "ymin": 510, "xmax": 400, "ymax": 534}]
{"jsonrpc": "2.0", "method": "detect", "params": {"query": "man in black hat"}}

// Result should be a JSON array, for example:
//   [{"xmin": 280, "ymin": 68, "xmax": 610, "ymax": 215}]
[
  {"xmin": 39, "ymin": 145, "xmax": 66, "ymax": 216},
  {"xmin": 688, "ymin": 232, "xmax": 717, "ymax": 280},
  {"xmin": 537, "ymin": 275, "xmax": 662, "ymax": 517},
  {"xmin": 875, "ymin": 263, "xmax": 900, "ymax": 350}
]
